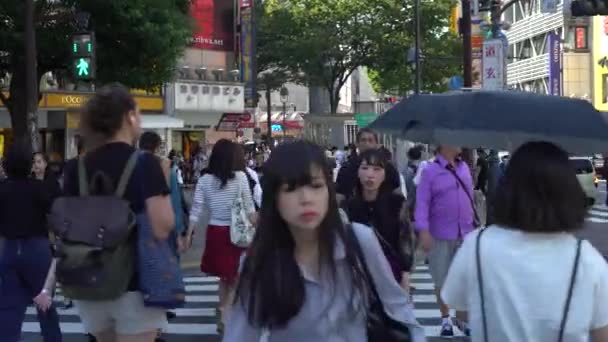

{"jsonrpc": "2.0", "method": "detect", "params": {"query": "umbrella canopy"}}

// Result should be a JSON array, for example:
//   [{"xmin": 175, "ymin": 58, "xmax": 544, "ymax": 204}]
[{"xmin": 369, "ymin": 91, "xmax": 608, "ymax": 154}]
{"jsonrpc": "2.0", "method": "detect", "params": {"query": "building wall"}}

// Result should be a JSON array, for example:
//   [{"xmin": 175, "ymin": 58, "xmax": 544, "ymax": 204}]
[{"xmin": 563, "ymin": 52, "xmax": 592, "ymax": 99}]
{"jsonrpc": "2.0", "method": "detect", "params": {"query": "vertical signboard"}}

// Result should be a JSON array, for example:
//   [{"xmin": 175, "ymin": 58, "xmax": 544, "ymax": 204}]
[
  {"xmin": 471, "ymin": 16, "xmax": 486, "ymax": 88},
  {"xmin": 592, "ymin": 16, "xmax": 608, "ymax": 111},
  {"xmin": 190, "ymin": 0, "xmax": 235, "ymax": 51},
  {"xmin": 241, "ymin": 3, "xmax": 256, "ymax": 108},
  {"xmin": 482, "ymin": 39, "xmax": 505, "ymax": 90},
  {"xmin": 548, "ymin": 32, "xmax": 562, "ymax": 96}
]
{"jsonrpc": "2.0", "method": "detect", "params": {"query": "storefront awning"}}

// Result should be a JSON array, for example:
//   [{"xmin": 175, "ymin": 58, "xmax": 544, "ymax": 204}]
[{"xmin": 141, "ymin": 115, "xmax": 184, "ymax": 129}]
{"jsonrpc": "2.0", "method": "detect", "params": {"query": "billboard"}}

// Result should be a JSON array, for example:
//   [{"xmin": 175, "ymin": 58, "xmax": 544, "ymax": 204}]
[
  {"xmin": 548, "ymin": 32, "xmax": 562, "ymax": 96},
  {"xmin": 190, "ymin": 0, "xmax": 235, "ymax": 51},
  {"xmin": 592, "ymin": 16, "xmax": 608, "ymax": 111},
  {"xmin": 241, "ymin": 5, "xmax": 256, "ymax": 108}
]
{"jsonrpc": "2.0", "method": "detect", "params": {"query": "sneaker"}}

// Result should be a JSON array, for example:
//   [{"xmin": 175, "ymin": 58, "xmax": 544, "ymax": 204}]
[
  {"xmin": 440, "ymin": 322, "xmax": 454, "ymax": 338},
  {"xmin": 454, "ymin": 319, "xmax": 471, "ymax": 337}
]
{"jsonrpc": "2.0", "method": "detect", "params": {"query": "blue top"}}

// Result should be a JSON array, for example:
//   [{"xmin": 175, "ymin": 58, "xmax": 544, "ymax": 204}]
[
  {"xmin": 222, "ymin": 223, "xmax": 426, "ymax": 342},
  {"xmin": 169, "ymin": 165, "xmax": 185, "ymax": 235}
]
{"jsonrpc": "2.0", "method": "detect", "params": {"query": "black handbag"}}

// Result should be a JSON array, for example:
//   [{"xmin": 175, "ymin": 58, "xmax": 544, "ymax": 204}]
[
  {"xmin": 347, "ymin": 226, "xmax": 412, "ymax": 342},
  {"xmin": 476, "ymin": 228, "xmax": 582, "ymax": 342}
]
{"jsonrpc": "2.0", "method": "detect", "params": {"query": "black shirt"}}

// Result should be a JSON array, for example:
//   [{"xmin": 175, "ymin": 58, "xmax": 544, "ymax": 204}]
[
  {"xmin": 345, "ymin": 193, "xmax": 412, "ymax": 273},
  {"xmin": 0, "ymin": 178, "xmax": 56, "ymax": 239},
  {"xmin": 63, "ymin": 142, "xmax": 170, "ymax": 290}
]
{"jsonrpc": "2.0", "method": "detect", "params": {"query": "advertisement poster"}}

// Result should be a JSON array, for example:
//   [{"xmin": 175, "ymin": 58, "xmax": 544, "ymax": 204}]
[
  {"xmin": 190, "ymin": 0, "xmax": 235, "ymax": 51},
  {"xmin": 592, "ymin": 16, "xmax": 608, "ymax": 111},
  {"xmin": 471, "ymin": 15, "xmax": 485, "ymax": 88},
  {"xmin": 548, "ymin": 32, "xmax": 562, "ymax": 96},
  {"xmin": 241, "ymin": 5, "xmax": 256, "ymax": 108}
]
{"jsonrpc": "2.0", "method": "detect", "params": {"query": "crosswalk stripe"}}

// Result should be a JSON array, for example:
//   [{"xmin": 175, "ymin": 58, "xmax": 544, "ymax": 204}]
[
  {"xmin": 23, "ymin": 267, "xmax": 451, "ymax": 338},
  {"xmin": 589, "ymin": 209, "xmax": 608, "ymax": 217}
]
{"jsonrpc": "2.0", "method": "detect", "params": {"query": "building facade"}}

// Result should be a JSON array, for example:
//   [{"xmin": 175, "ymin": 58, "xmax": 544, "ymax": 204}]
[{"xmin": 504, "ymin": 0, "xmax": 592, "ymax": 98}]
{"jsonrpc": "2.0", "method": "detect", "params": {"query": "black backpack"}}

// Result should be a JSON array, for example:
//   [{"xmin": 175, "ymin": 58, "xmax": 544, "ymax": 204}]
[{"xmin": 48, "ymin": 152, "xmax": 138, "ymax": 301}]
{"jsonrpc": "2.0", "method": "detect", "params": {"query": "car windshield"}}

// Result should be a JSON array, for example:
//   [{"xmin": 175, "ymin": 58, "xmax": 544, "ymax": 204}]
[{"xmin": 569, "ymin": 159, "xmax": 594, "ymax": 174}]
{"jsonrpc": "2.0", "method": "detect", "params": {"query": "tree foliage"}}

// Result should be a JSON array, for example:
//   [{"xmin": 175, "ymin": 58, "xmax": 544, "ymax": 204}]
[
  {"xmin": 366, "ymin": 0, "xmax": 462, "ymax": 94},
  {"xmin": 258, "ymin": 0, "xmax": 461, "ymax": 112},
  {"xmin": 0, "ymin": 0, "xmax": 192, "ymax": 141}
]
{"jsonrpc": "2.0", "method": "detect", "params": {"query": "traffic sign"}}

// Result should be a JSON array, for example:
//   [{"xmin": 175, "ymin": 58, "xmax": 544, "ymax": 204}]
[
  {"xmin": 355, "ymin": 113, "xmax": 377, "ymax": 128},
  {"xmin": 448, "ymin": 76, "xmax": 464, "ymax": 90}
]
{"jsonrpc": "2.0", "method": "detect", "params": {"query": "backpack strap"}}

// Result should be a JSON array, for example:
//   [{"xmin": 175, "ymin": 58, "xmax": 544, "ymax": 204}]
[
  {"xmin": 115, "ymin": 151, "xmax": 140, "ymax": 198},
  {"xmin": 78, "ymin": 157, "xmax": 89, "ymax": 196}
]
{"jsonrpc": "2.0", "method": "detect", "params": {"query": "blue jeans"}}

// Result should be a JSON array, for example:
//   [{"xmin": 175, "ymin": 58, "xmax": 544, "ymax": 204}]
[{"xmin": 0, "ymin": 237, "xmax": 62, "ymax": 342}]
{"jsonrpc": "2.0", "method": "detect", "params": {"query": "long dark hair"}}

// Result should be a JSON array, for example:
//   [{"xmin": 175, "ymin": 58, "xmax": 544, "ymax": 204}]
[
  {"xmin": 235, "ymin": 140, "xmax": 369, "ymax": 329},
  {"xmin": 350, "ymin": 149, "xmax": 406, "ymax": 242},
  {"xmin": 206, "ymin": 139, "xmax": 236, "ymax": 188}
]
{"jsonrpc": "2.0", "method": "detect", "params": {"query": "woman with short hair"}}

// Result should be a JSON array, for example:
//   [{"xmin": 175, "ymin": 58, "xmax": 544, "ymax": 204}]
[{"xmin": 442, "ymin": 141, "xmax": 608, "ymax": 341}]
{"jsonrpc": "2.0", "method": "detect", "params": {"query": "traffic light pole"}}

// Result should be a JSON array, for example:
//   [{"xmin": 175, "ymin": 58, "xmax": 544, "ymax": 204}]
[
  {"xmin": 25, "ymin": 0, "xmax": 40, "ymax": 151},
  {"xmin": 414, "ymin": 0, "xmax": 422, "ymax": 94},
  {"xmin": 462, "ymin": 0, "xmax": 473, "ymax": 88}
]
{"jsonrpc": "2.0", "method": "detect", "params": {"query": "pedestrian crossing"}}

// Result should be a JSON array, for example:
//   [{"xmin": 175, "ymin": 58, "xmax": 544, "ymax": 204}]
[
  {"xmin": 20, "ymin": 275, "xmax": 222, "ymax": 340},
  {"xmin": 20, "ymin": 266, "xmax": 455, "ymax": 340},
  {"xmin": 587, "ymin": 203, "xmax": 608, "ymax": 224}
]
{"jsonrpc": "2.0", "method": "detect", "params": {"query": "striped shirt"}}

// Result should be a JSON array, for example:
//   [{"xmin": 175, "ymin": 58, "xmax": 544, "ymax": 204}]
[{"xmin": 189, "ymin": 171, "xmax": 255, "ymax": 226}]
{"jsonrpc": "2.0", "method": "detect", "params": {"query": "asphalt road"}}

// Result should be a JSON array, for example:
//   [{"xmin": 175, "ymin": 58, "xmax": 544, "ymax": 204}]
[{"xmin": 578, "ymin": 184, "xmax": 608, "ymax": 257}]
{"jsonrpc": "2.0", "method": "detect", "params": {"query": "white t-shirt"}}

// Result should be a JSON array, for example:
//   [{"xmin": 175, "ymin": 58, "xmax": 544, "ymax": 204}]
[{"xmin": 441, "ymin": 225, "xmax": 608, "ymax": 342}]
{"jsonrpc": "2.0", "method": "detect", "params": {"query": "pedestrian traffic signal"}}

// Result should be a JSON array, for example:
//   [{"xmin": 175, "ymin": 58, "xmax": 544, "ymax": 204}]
[
  {"xmin": 71, "ymin": 32, "xmax": 96, "ymax": 80},
  {"xmin": 570, "ymin": 0, "xmax": 608, "ymax": 16},
  {"xmin": 73, "ymin": 57, "xmax": 96, "ymax": 80}
]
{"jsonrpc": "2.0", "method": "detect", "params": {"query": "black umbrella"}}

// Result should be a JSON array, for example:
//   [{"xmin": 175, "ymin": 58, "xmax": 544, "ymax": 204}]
[{"xmin": 369, "ymin": 91, "xmax": 608, "ymax": 154}]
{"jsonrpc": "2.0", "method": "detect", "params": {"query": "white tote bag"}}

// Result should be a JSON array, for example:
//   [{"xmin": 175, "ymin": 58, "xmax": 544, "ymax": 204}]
[{"xmin": 230, "ymin": 172, "xmax": 255, "ymax": 247}]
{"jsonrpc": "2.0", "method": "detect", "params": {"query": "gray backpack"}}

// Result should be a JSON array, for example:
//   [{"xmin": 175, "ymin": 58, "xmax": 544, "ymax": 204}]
[{"xmin": 48, "ymin": 152, "xmax": 138, "ymax": 301}]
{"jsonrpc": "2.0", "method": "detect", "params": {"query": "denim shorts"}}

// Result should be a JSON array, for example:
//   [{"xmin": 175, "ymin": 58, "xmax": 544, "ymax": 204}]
[{"xmin": 75, "ymin": 291, "xmax": 167, "ymax": 335}]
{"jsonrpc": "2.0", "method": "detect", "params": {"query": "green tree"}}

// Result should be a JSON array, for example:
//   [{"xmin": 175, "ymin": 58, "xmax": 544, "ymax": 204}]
[
  {"xmin": 367, "ymin": 0, "xmax": 462, "ymax": 94},
  {"xmin": 0, "ymin": 0, "xmax": 191, "ymax": 145}
]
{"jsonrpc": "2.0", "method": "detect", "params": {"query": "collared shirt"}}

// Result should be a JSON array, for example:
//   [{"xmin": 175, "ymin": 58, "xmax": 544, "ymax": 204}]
[
  {"xmin": 222, "ymin": 223, "xmax": 426, "ymax": 342},
  {"xmin": 414, "ymin": 154, "xmax": 474, "ymax": 240}
]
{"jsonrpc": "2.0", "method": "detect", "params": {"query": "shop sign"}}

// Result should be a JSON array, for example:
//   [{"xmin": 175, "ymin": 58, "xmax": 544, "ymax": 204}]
[
  {"xmin": 175, "ymin": 83, "xmax": 244, "ymax": 113},
  {"xmin": 216, "ymin": 113, "xmax": 245, "ymax": 131}
]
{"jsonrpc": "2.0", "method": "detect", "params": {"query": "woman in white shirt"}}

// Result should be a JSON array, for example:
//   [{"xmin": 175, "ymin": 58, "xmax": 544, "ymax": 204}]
[
  {"xmin": 223, "ymin": 141, "xmax": 425, "ymax": 342},
  {"xmin": 185, "ymin": 139, "xmax": 256, "ymax": 333},
  {"xmin": 442, "ymin": 141, "xmax": 608, "ymax": 342}
]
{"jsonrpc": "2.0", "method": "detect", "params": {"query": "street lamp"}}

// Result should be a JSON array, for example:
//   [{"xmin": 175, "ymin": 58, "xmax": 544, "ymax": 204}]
[{"xmin": 280, "ymin": 86, "xmax": 289, "ymax": 138}]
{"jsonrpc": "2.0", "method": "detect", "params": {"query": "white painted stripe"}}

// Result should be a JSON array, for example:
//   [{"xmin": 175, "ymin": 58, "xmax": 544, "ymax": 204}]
[
  {"xmin": 410, "ymin": 273, "xmax": 432, "ymax": 280},
  {"xmin": 414, "ymin": 309, "xmax": 454, "ymax": 319},
  {"xmin": 185, "ymin": 295, "xmax": 220, "ymax": 302},
  {"xmin": 26, "ymin": 307, "xmax": 217, "ymax": 317},
  {"xmin": 589, "ymin": 209, "xmax": 608, "ymax": 217},
  {"xmin": 185, "ymin": 284, "xmax": 219, "ymax": 292},
  {"xmin": 412, "ymin": 294, "xmax": 438, "ymax": 303},
  {"xmin": 587, "ymin": 217, "xmax": 608, "ymax": 224},
  {"xmin": 183, "ymin": 277, "xmax": 220, "ymax": 283},
  {"xmin": 414, "ymin": 265, "xmax": 429, "ymax": 271},
  {"xmin": 21, "ymin": 322, "xmax": 219, "ymax": 335},
  {"xmin": 410, "ymin": 283, "xmax": 435, "ymax": 291}
]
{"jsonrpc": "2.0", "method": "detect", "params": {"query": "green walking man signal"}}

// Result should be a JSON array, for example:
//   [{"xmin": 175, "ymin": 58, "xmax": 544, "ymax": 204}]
[{"xmin": 71, "ymin": 32, "xmax": 96, "ymax": 80}]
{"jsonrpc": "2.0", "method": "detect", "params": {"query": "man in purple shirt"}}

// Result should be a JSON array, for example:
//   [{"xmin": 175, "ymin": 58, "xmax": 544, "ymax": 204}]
[{"xmin": 415, "ymin": 145, "xmax": 474, "ymax": 338}]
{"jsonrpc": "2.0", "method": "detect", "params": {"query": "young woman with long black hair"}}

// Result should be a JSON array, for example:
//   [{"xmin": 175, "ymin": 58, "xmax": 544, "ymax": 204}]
[
  {"xmin": 223, "ymin": 140, "xmax": 425, "ymax": 341},
  {"xmin": 345, "ymin": 149, "xmax": 415, "ymax": 291}
]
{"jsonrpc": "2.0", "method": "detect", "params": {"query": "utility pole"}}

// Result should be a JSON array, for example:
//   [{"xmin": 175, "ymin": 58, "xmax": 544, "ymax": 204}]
[
  {"xmin": 25, "ymin": 0, "xmax": 40, "ymax": 151},
  {"xmin": 414, "ymin": 0, "xmax": 422, "ymax": 93},
  {"xmin": 461, "ymin": 0, "xmax": 473, "ymax": 88}
]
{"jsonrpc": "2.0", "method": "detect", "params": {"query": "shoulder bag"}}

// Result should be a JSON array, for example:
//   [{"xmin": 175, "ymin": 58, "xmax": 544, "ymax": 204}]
[
  {"xmin": 347, "ymin": 225, "xmax": 412, "ymax": 342},
  {"xmin": 135, "ymin": 152, "xmax": 186, "ymax": 309},
  {"xmin": 476, "ymin": 228, "xmax": 582, "ymax": 342},
  {"xmin": 230, "ymin": 171, "xmax": 255, "ymax": 247},
  {"xmin": 443, "ymin": 162, "xmax": 483, "ymax": 228}
]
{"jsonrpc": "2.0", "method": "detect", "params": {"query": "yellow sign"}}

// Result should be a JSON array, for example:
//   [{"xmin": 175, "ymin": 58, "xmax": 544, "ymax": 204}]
[
  {"xmin": 449, "ymin": 5, "xmax": 460, "ymax": 34},
  {"xmin": 592, "ymin": 16, "xmax": 608, "ymax": 111},
  {"xmin": 1, "ymin": 91, "xmax": 164, "ymax": 112}
]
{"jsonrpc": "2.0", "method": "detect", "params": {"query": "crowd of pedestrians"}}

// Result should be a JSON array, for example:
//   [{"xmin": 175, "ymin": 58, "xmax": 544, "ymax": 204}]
[{"xmin": 0, "ymin": 82, "xmax": 607, "ymax": 342}]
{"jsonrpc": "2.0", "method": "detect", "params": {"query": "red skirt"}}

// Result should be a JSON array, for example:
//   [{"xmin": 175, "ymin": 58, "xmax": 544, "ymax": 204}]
[{"xmin": 200, "ymin": 225, "xmax": 246, "ymax": 283}]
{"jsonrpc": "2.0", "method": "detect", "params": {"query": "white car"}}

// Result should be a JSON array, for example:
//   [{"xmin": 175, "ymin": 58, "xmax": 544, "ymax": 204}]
[{"xmin": 569, "ymin": 157, "xmax": 598, "ymax": 205}]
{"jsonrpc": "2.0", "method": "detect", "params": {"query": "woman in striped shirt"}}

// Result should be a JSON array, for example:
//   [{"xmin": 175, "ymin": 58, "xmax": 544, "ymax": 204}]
[{"xmin": 185, "ymin": 139, "xmax": 256, "ymax": 334}]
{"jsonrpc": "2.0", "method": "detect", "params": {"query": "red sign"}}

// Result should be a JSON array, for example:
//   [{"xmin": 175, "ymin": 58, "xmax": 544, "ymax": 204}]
[
  {"xmin": 241, "ymin": 112, "xmax": 252, "ymax": 121},
  {"xmin": 238, "ymin": 122, "xmax": 255, "ymax": 128},
  {"xmin": 240, "ymin": 0, "xmax": 252, "ymax": 8},
  {"xmin": 190, "ymin": 0, "xmax": 235, "ymax": 51},
  {"xmin": 216, "ymin": 113, "xmax": 244, "ymax": 131},
  {"xmin": 575, "ymin": 27, "xmax": 587, "ymax": 50}
]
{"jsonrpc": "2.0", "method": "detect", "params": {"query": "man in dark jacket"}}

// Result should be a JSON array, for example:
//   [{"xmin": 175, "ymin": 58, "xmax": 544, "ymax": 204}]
[{"xmin": 335, "ymin": 128, "xmax": 401, "ymax": 203}]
